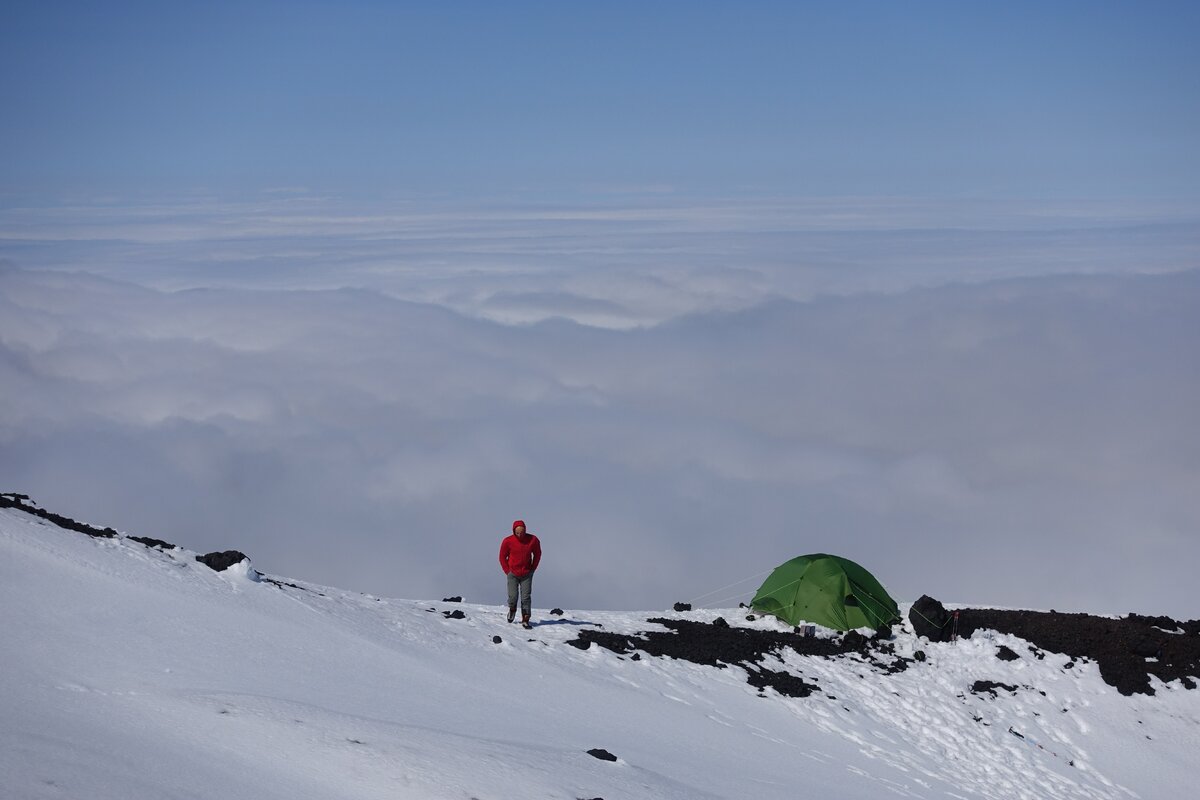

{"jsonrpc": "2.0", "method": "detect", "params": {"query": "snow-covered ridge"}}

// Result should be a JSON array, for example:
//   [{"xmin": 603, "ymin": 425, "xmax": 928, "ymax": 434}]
[{"xmin": 2, "ymin": 495, "xmax": 1198, "ymax": 800}]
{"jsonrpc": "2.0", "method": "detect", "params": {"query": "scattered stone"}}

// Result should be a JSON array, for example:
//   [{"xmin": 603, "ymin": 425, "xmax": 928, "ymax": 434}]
[
  {"xmin": 442, "ymin": 596, "xmax": 462, "ymax": 603},
  {"xmin": 712, "ymin": 617, "xmax": 729, "ymax": 629},
  {"xmin": 630, "ymin": 653, "xmax": 641, "ymax": 661},
  {"xmin": 842, "ymin": 631, "xmax": 868, "ymax": 651},
  {"xmin": 972, "ymin": 680, "xmax": 1019, "ymax": 697},
  {"xmin": 996, "ymin": 645, "xmax": 1020, "ymax": 661},
  {"xmin": 747, "ymin": 666, "xmax": 821, "ymax": 698},
  {"xmin": 492, "ymin": 636, "xmax": 502, "ymax": 644},
  {"xmin": 196, "ymin": 551, "xmax": 249, "ymax": 572},
  {"xmin": 673, "ymin": 602, "xmax": 692, "ymax": 612},
  {"xmin": 567, "ymin": 617, "xmax": 871, "ymax": 698},
  {"xmin": 914, "ymin": 650, "xmax": 927, "ymax": 662},
  {"xmin": 550, "ymin": 608, "xmax": 564, "ymax": 616},
  {"xmin": 745, "ymin": 615, "xmax": 757, "ymax": 622},
  {"xmin": 443, "ymin": 610, "xmax": 466, "ymax": 620},
  {"xmin": 586, "ymin": 749, "xmax": 618, "ymax": 762}
]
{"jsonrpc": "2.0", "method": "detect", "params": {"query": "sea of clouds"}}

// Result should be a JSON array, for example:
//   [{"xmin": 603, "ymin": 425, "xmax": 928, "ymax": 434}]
[{"xmin": 1, "ymin": 195, "xmax": 1197, "ymax": 614}]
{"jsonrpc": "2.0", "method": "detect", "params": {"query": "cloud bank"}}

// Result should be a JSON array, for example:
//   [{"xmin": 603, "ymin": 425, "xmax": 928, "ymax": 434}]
[
  {"xmin": 4, "ymin": 194, "xmax": 1198, "ymax": 328},
  {"xmin": 2, "ymin": 264, "xmax": 1197, "ymax": 615}
]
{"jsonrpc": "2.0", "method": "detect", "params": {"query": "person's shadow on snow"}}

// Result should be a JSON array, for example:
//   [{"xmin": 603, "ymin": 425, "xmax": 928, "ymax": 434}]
[{"xmin": 530, "ymin": 618, "xmax": 602, "ymax": 628}]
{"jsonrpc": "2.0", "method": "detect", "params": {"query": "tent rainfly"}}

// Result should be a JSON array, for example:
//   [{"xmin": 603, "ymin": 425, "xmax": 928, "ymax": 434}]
[{"xmin": 750, "ymin": 553, "xmax": 900, "ymax": 631}]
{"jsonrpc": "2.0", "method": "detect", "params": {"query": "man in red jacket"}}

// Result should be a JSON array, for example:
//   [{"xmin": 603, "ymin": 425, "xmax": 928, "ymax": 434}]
[{"xmin": 499, "ymin": 519, "xmax": 541, "ymax": 628}]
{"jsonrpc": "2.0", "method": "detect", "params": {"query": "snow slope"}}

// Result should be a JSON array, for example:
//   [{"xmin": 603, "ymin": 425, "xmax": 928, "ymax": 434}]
[{"xmin": 2, "ymin": 503, "xmax": 1196, "ymax": 800}]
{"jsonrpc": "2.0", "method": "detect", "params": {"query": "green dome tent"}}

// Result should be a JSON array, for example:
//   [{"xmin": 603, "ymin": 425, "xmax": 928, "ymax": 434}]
[{"xmin": 750, "ymin": 553, "xmax": 900, "ymax": 631}]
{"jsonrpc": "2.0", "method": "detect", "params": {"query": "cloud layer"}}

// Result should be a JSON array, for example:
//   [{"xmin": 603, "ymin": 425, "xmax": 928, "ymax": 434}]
[
  {"xmin": 2, "ymin": 264, "xmax": 1197, "ymax": 615},
  {"xmin": 4, "ymin": 194, "xmax": 1198, "ymax": 328}
]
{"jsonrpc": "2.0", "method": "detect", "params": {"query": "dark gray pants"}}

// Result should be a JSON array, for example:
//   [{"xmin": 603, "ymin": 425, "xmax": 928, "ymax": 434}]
[{"xmin": 507, "ymin": 573, "xmax": 533, "ymax": 615}]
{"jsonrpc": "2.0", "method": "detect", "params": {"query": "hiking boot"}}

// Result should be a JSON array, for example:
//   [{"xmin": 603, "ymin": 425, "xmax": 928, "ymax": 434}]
[
  {"xmin": 521, "ymin": 613, "xmax": 532, "ymax": 629},
  {"xmin": 507, "ymin": 607, "xmax": 516, "ymax": 623}
]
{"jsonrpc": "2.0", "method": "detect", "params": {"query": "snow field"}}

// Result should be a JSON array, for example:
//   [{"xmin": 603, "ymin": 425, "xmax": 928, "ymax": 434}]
[{"xmin": 3, "ymin": 506, "xmax": 1197, "ymax": 799}]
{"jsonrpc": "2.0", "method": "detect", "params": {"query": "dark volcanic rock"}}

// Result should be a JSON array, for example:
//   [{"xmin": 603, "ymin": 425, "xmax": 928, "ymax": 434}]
[
  {"xmin": 746, "ymin": 666, "xmax": 821, "ymax": 697},
  {"xmin": 842, "ymin": 631, "xmax": 868, "ymax": 651},
  {"xmin": 441, "ymin": 596, "xmax": 462, "ymax": 603},
  {"xmin": 196, "ymin": 551, "xmax": 249, "ymax": 571},
  {"xmin": 586, "ymin": 749, "xmax": 618, "ymax": 762},
  {"xmin": 1, "ymin": 493, "xmax": 117, "ymax": 539},
  {"xmin": 1130, "ymin": 638, "xmax": 1161, "ymax": 658},
  {"xmin": 972, "ymin": 680, "xmax": 1019, "ymax": 697},
  {"xmin": 443, "ymin": 610, "xmax": 466, "ymax": 620},
  {"xmin": 957, "ymin": 607, "xmax": 1200, "ymax": 696},
  {"xmin": 567, "ymin": 618, "xmax": 872, "ymax": 698},
  {"xmin": 551, "ymin": 608, "xmax": 564, "ymax": 616},
  {"xmin": 996, "ymin": 645, "xmax": 1020, "ymax": 662},
  {"xmin": 492, "ymin": 635, "xmax": 502, "ymax": 644},
  {"xmin": 910, "ymin": 595, "xmax": 953, "ymax": 642},
  {"xmin": 129, "ymin": 536, "xmax": 176, "ymax": 550},
  {"xmin": 673, "ymin": 602, "xmax": 692, "ymax": 612},
  {"xmin": 1127, "ymin": 613, "xmax": 1200, "ymax": 636}
]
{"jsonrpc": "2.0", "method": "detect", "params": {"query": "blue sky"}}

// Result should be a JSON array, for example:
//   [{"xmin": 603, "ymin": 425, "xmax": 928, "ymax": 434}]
[{"xmin": 3, "ymin": 1, "xmax": 1198, "ymax": 201}]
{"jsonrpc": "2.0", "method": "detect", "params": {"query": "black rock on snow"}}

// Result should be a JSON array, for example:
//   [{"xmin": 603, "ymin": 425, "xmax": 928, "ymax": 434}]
[
  {"xmin": 1, "ymin": 493, "xmax": 117, "ymax": 539},
  {"xmin": 996, "ymin": 645, "xmax": 1020, "ymax": 661},
  {"xmin": 129, "ymin": 535, "xmax": 176, "ymax": 550},
  {"xmin": 956, "ymin": 607, "xmax": 1200, "ymax": 697},
  {"xmin": 566, "ymin": 617, "xmax": 907, "ymax": 698},
  {"xmin": 196, "ymin": 551, "xmax": 250, "ymax": 571},
  {"xmin": 910, "ymin": 595, "xmax": 954, "ymax": 642},
  {"xmin": 971, "ymin": 680, "xmax": 1019, "ymax": 697}
]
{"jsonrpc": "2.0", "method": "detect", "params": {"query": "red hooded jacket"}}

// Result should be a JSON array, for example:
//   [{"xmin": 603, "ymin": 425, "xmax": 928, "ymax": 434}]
[{"xmin": 499, "ymin": 521, "xmax": 541, "ymax": 577}]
